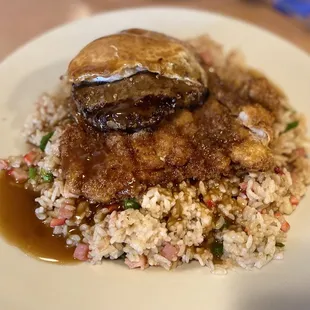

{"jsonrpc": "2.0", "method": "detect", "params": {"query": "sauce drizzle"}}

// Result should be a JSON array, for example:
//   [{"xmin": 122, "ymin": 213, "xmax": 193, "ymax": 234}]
[{"xmin": 0, "ymin": 173, "xmax": 76, "ymax": 264}]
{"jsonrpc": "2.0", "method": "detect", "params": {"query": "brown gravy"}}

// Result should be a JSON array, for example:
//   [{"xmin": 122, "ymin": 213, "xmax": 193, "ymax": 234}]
[{"xmin": 0, "ymin": 173, "xmax": 76, "ymax": 264}]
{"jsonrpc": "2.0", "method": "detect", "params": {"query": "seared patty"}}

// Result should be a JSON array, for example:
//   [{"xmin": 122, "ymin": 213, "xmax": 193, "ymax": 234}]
[{"xmin": 72, "ymin": 72, "xmax": 208, "ymax": 131}]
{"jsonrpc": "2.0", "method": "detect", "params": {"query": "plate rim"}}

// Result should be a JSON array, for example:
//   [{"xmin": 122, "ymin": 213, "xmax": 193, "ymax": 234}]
[{"xmin": 1, "ymin": 6, "xmax": 309, "ymax": 68}]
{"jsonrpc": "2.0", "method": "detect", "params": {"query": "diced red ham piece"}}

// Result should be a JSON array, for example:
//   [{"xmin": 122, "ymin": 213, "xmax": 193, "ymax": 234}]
[
  {"xmin": 204, "ymin": 199, "xmax": 215, "ymax": 209},
  {"xmin": 106, "ymin": 204, "xmax": 119, "ymax": 213},
  {"xmin": 7, "ymin": 168, "xmax": 28, "ymax": 183},
  {"xmin": 274, "ymin": 211, "xmax": 282, "ymax": 219},
  {"xmin": 280, "ymin": 221, "xmax": 290, "ymax": 232},
  {"xmin": 290, "ymin": 196, "xmax": 299, "ymax": 206},
  {"xmin": 50, "ymin": 218, "xmax": 66, "ymax": 227},
  {"xmin": 125, "ymin": 255, "xmax": 148, "ymax": 270},
  {"xmin": 58, "ymin": 206, "xmax": 74, "ymax": 219},
  {"xmin": 23, "ymin": 151, "xmax": 39, "ymax": 166},
  {"xmin": 73, "ymin": 243, "xmax": 89, "ymax": 261},
  {"xmin": 160, "ymin": 243, "xmax": 178, "ymax": 261},
  {"xmin": 0, "ymin": 159, "xmax": 9, "ymax": 170},
  {"xmin": 274, "ymin": 212, "xmax": 290, "ymax": 232}
]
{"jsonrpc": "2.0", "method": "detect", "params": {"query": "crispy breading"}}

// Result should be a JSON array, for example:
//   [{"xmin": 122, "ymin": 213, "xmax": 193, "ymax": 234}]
[{"xmin": 60, "ymin": 96, "xmax": 274, "ymax": 203}]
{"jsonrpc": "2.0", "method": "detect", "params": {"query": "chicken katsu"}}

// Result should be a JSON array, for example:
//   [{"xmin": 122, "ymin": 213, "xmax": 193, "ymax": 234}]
[{"xmin": 61, "ymin": 90, "xmax": 273, "ymax": 204}]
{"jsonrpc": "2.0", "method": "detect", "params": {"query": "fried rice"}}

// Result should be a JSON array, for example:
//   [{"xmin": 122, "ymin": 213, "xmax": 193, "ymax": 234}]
[{"xmin": 1, "ymin": 35, "xmax": 310, "ymax": 273}]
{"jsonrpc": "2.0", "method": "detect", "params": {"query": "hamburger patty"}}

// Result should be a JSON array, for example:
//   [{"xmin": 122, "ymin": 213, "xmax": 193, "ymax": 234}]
[{"xmin": 72, "ymin": 72, "xmax": 208, "ymax": 131}]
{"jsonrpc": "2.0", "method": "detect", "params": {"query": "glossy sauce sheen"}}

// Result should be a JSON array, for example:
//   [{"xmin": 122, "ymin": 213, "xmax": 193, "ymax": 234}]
[{"xmin": 0, "ymin": 173, "xmax": 76, "ymax": 264}]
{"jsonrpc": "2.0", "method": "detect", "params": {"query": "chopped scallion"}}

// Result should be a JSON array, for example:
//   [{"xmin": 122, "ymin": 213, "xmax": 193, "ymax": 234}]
[
  {"xmin": 284, "ymin": 121, "xmax": 299, "ymax": 133},
  {"xmin": 28, "ymin": 167, "xmax": 37, "ymax": 179},
  {"xmin": 40, "ymin": 169, "xmax": 54, "ymax": 182},
  {"xmin": 40, "ymin": 132, "xmax": 54, "ymax": 151},
  {"xmin": 211, "ymin": 241, "xmax": 224, "ymax": 259},
  {"xmin": 221, "ymin": 223, "xmax": 229, "ymax": 230},
  {"xmin": 123, "ymin": 198, "xmax": 141, "ymax": 210},
  {"xmin": 276, "ymin": 242, "xmax": 285, "ymax": 248}
]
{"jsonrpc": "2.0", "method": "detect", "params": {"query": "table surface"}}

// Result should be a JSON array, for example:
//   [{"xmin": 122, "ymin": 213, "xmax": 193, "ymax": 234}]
[{"xmin": 0, "ymin": 0, "xmax": 309, "ymax": 61}]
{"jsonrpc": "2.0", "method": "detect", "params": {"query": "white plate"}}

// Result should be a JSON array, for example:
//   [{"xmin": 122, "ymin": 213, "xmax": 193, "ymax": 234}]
[{"xmin": 0, "ymin": 7, "xmax": 310, "ymax": 310}]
